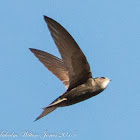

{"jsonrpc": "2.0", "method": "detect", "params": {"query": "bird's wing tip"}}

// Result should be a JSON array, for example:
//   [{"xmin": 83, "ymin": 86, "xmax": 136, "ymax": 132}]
[
  {"xmin": 29, "ymin": 48, "xmax": 34, "ymax": 51},
  {"xmin": 43, "ymin": 15, "xmax": 46, "ymax": 18},
  {"xmin": 44, "ymin": 15, "xmax": 53, "ymax": 23},
  {"xmin": 44, "ymin": 15, "xmax": 49, "ymax": 21}
]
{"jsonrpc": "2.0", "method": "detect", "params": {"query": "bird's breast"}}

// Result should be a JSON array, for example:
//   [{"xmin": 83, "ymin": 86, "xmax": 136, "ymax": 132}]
[{"xmin": 62, "ymin": 88, "xmax": 103, "ymax": 106}]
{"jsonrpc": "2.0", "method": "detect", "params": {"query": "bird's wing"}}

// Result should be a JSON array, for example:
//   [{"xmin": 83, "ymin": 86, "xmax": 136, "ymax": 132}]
[
  {"xmin": 30, "ymin": 48, "xmax": 69, "ymax": 89},
  {"xmin": 44, "ymin": 16, "xmax": 92, "ymax": 91}
]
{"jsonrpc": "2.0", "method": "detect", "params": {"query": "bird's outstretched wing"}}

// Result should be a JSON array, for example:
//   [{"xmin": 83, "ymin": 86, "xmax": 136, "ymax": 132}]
[
  {"xmin": 44, "ymin": 16, "xmax": 92, "ymax": 91},
  {"xmin": 30, "ymin": 48, "xmax": 69, "ymax": 89}
]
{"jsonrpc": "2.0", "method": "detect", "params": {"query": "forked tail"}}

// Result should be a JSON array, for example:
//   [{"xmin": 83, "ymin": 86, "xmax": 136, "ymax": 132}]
[{"xmin": 34, "ymin": 106, "xmax": 57, "ymax": 121}]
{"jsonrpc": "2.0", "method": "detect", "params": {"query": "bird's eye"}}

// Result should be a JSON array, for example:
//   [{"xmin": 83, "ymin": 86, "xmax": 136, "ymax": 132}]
[{"xmin": 101, "ymin": 77, "xmax": 105, "ymax": 79}]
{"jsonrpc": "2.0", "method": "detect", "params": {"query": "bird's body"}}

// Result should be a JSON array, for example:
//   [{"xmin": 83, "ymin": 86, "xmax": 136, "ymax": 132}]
[
  {"xmin": 30, "ymin": 16, "xmax": 111, "ymax": 121},
  {"xmin": 50, "ymin": 78, "xmax": 103, "ymax": 107}
]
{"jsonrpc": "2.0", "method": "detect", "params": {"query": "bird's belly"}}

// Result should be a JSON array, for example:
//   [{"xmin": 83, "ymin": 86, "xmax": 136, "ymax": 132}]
[{"xmin": 62, "ymin": 90, "xmax": 103, "ymax": 106}]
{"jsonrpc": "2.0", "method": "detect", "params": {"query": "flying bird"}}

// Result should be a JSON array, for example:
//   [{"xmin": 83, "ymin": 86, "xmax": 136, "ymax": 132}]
[{"xmin": 30, "ymin": 16, "xmax": 111, "ymax": 121}]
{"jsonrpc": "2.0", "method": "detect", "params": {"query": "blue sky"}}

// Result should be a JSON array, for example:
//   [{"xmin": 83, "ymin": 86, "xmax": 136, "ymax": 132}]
[{"xmin": 0, "ymin": 0, "xmax": 140, "ymax": 139}]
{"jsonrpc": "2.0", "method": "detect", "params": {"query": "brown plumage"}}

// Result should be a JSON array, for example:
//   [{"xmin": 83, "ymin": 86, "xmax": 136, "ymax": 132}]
[{"xmin": 30, "ymin": 16, "xmax": 110, "ymax": 121}]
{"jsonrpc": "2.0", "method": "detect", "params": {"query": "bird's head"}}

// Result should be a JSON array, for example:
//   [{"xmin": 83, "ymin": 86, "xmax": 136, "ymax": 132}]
[{"xmin": 95, "ymin": 77, "xmax": 111, "ymax": 89}]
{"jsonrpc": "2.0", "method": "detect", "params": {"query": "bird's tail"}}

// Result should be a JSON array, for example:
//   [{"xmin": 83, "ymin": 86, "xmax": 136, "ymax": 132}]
[{"xmin": 34, "ymin": 106, "xmax": 57, "ymax": 121}]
